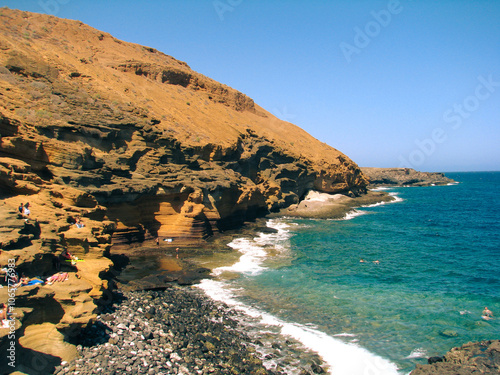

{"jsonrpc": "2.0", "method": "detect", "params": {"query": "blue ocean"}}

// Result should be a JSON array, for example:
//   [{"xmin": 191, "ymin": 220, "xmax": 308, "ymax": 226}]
[{"xmin": 199, "ymin": 172, "xmax": 500, "ymax": 374}]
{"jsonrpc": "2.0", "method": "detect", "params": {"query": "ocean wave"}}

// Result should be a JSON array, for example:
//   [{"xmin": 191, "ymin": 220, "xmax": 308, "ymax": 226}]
[
  {"xmin": 326, "ymin": 209, "xmax": 367, "ymax": 221},
  {"xmin": 389, "ymin": 192, "xmax": 404, "ymax": 202},
  {"xmin": 362, "ymin": 192, "xmax": 404, "ymax": 208},
  {"xmin": 197, "ymin": 219, "xmax": 400, "ymax": 375},
  {"xmin": 198, "ymin": 278, "xmax": 399, "ymax": 375},
  {"xmin": 212, "ymin": 219, "xmax": 292, "ymax": 276}
]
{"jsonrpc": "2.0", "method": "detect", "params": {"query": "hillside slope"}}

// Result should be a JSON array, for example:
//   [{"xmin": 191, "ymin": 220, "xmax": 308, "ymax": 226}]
[
  {"xmin": 0, "ymin": 8, "xmax": 371, "ymax": 369},
  {"xmin": 0, "ymin": 8, "xmax": 368, "ymax": 245}
]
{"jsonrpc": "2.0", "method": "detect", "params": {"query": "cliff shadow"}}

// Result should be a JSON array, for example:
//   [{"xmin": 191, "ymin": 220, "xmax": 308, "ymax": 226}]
[{"xmin": 0, "ymin": 342, "xmax": 60, "ymax": 375}]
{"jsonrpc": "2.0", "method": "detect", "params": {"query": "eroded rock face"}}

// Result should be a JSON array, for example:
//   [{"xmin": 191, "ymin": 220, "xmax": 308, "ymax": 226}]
[
  {"xmin": 0, "ymin": 8, "xmax": 368, "ymax": 369},
  {"xmin": 0, "ymin": 8, "xmax": 368, "ymax": 249}
]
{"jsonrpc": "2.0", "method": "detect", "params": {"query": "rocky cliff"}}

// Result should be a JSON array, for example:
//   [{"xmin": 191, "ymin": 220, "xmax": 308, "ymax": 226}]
[
  {"xmin": 361, "ymin": 167, "xmax": 455, "ymax": 187},
  {"xmin": 0, "ymin": 8, "xmax": 369, "ymax": 370},
  {"xmin": 0, "ymin": 8, "xmax": 368, "ymax": 248}
]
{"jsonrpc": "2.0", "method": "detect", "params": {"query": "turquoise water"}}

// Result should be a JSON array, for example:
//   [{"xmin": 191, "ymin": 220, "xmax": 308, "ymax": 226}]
[{"xmin": 200, "ymin": 172, "xmax": 500, "ymax": 374}]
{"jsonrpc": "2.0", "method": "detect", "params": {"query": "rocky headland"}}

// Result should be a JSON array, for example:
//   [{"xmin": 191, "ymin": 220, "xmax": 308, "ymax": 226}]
[
  {"xmin": 0, "ymin": 7, "xmax": 373, "ymax": 373},
  {"xmin": 361, "ymin": 167, "xmax": 455, "ymax": 187}
]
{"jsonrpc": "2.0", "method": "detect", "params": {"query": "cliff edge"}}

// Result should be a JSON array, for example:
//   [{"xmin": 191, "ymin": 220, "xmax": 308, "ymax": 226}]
[
  {"xmin": 0, "ymin": 8, "xmax": 369, "ymax": 371},
  {"xmin": 0, "ymin": 8, "xmax": 368, "ymax": 247}
]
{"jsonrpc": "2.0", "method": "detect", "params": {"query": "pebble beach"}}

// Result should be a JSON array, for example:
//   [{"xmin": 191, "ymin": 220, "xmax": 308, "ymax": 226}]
[{"xmin": 57, "ymin": 287, "xmax": 327, "ymax": 375}]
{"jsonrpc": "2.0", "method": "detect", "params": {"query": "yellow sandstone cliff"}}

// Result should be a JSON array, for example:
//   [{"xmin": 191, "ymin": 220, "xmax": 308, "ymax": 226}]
[{"xmin": 0, "ymin": 7, "xmax": 368, "ymax": 370}]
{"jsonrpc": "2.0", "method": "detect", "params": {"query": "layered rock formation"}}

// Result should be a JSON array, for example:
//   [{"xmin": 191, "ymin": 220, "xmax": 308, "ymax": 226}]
[
  {"xmin": 361, "ymin": 167, "xmax": 455, "ymax": 187},
  {"xmin": 0, "ymin": 7, "xmax": 369, "ymax": 370},
  {"xmin": 0, "ymin": 8, "xmax": 367, "ymax": 248}
]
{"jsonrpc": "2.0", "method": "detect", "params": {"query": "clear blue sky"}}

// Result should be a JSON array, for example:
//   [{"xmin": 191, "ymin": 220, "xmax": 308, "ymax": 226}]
[{"xmin": 3, "ymin": 0, "xmax": 500, "ymax": 172}]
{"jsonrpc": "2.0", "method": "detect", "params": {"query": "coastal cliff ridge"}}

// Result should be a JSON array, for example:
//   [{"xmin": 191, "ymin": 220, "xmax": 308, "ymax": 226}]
[{"xmin": 0, "ymin": 7, "xmax": 369, "ymax": 372}]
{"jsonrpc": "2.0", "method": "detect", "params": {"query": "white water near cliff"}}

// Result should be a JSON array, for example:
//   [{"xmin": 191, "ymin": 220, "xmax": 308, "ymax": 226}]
[{"xmin": 197, "ymin": 219, "xmax": 400, "ymax": 375}]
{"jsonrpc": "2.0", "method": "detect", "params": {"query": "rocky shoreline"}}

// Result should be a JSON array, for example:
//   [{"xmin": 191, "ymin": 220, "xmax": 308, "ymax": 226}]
[
  {"xmin": 410, "ymin": 340, "xmax": 500, "ymax": 375},
  {"xmin": 57, "ymin": 288, "xmax": 327, "ymax": 375}
]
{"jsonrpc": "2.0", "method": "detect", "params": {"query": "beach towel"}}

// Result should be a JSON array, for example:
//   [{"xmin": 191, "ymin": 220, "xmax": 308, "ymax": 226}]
[{"xmin": 27, "ymin": 279, "xmax": 44, "ymax": 286}]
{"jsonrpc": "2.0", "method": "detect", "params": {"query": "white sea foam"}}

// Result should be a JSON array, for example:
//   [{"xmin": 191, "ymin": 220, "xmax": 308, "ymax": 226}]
[
  {"xmin": 342, "ymin": 209, "xmax": 367, "ymax": 220},
  {"xmin": 197, "ymin": 219, "xmax": 400, "ymax": 375},
  {"xmin": 212, "ymin": 219, "xmax": 291, "ymax": 276},
  {"xmin": 198, "ymin": 277, "xmax": 399, "ymax": 375},
  {"xmin": 405, "ymin": 348, "xmax": 428, "ymax": 359},
  {"xmin": 362, "ymin": 192, "xmax": 404, "ymax": 208},
  {"xmin": 389, "ymin": 192, "xmax": 404, "ymax": 203}
]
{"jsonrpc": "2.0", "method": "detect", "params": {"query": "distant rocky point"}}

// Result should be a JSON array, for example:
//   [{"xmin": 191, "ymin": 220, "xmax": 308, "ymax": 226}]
[{"xmin": 361, "ymin": 167, "xmax": 456, "ymax": 187}]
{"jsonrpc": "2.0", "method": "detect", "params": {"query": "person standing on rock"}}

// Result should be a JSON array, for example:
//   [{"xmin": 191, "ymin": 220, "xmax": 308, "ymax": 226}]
[{"xmin": 156, "ymin": 236, "xmax": 159, "ymax": 246}]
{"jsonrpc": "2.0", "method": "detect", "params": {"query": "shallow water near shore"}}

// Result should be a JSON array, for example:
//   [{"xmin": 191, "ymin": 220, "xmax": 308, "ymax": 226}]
[{"xmin": 198, "ymin": 172, "xmax": 500, "ymax": 374}]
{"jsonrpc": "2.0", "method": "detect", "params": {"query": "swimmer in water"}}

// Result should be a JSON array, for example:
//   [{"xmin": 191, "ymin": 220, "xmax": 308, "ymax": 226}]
[{"xmin": 482, "ymin": 307, "xmax": 493, "ymax": 320}]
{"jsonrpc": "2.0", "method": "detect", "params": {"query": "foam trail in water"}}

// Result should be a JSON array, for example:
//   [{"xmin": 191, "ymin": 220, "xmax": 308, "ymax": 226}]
[
  {"xmin": 198, "ymin": 219, "xmax": 400, "ymax": 375},
  {"xmin": 336, "ymin": 192, "xmax": 404, "ymax": 220},
  {"xmin": 212, "ymin": 219, "xmax": 292, "ymax": 276},
  {"xmin": 199, "ymin": 277, "xmax": 399, "ymax": 375},
  {"xmin": 340, "ymin": 209, "xmax": 366, "ymax": 220}
]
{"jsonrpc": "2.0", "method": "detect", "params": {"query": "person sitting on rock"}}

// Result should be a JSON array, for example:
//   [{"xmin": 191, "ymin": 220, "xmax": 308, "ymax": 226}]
[
  {"xmin": 75, "ymin": 217, "xmax": 85, "ymax": 228},
  {"xmin": 18, "ymin": 203, "xmax": 24, "ymax": 215},
  {"xmin": 23, "ymin": 202, "xmax": 30, "ymax": 221},
  {"xmin": 60, "ymin": 249, "xmax": 74, "ymax": 261},
  {"xmin": 12, "ymin": 274, "xmax": 42, "ymax": 288}
]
